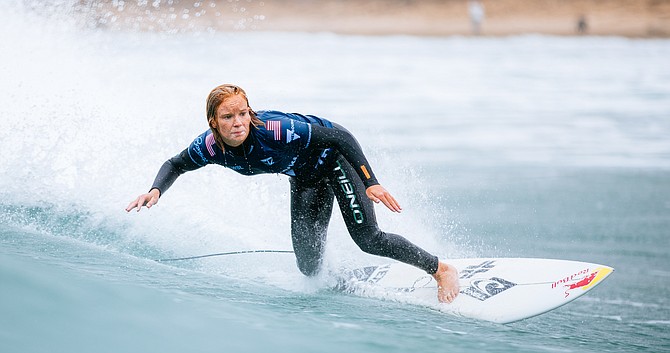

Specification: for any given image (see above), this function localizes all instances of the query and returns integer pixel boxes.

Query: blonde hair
[206,84,263,150]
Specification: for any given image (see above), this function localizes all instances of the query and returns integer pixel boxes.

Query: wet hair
[206,84,263,150]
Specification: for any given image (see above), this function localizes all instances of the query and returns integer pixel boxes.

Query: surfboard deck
[337,258,614,324]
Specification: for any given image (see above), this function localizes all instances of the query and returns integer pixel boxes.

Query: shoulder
[253,111,311,146]
[256,110,300,123]
[256,110,311,133]
[256,110,333,128]
[187,130,218,166]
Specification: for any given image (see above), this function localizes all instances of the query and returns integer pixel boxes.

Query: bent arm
[310,124,402,213]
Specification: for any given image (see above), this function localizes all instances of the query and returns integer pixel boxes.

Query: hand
[125,188,160,212]
[365,184,402,213]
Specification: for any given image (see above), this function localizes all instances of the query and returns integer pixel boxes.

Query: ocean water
[2,2,670,353]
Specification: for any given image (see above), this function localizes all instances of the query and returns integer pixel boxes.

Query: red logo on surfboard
[552,267,612,298]
[564,271,597,297]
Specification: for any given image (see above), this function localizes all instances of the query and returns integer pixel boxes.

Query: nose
[232,115,243,126]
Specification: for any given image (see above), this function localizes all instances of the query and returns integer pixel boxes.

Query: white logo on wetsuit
[287,120,300,143]
[261,157,274,166]
[286,129,301,143]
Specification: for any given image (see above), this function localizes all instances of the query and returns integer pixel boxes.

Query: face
[212,94,252,147]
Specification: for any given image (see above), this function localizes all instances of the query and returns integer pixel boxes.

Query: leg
[290,177,334,276]
[326,155,439,274]
[327,155,460,302]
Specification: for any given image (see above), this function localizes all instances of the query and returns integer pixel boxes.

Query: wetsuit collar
[224,132,254,157]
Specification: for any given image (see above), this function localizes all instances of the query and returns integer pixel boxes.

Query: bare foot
[432,261,460,303]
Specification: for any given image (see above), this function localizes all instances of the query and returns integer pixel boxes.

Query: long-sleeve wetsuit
[150,110,439,275]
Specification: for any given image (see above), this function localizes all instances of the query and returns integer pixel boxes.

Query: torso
[187,110,334,179]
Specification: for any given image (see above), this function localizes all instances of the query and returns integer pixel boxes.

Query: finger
[135,195,149,212]
[381,192,402,212]
[125,199,139,212]
[147,196,157,208]
[379,195,393,211]
[379,194,402,213]
[385,193,402,212]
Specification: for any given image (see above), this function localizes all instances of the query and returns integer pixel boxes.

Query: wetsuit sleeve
[150,148,203,196]
[310,124,379,188]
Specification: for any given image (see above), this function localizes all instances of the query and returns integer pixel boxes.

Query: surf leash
[155,249,294,262]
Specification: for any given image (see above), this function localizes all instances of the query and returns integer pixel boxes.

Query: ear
[209,119,217,129]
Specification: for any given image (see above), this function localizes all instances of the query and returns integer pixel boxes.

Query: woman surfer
[126,84,459,303]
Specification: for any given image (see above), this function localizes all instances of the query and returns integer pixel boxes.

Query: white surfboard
[338,258,614,324]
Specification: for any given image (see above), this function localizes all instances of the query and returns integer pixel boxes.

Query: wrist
[363,179,379,189]
[149,187,162,197]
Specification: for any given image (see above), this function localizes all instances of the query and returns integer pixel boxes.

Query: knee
[295,256,322,277]
[292,232,326,276]
[353,227,388,255]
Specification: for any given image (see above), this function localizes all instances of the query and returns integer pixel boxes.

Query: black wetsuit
[150,110,439,275]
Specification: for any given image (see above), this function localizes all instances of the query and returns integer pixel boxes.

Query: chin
[226,136,247,147]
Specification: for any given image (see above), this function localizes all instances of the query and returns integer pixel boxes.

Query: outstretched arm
[310,124,402,213]
[125,149,202,212]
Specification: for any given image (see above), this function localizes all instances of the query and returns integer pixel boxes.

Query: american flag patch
[265,120,281,141]
[205,133,216,156]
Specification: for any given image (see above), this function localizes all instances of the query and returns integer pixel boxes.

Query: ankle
[433,261,448,278]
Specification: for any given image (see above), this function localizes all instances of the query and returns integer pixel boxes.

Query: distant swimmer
[125,84,459,303]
